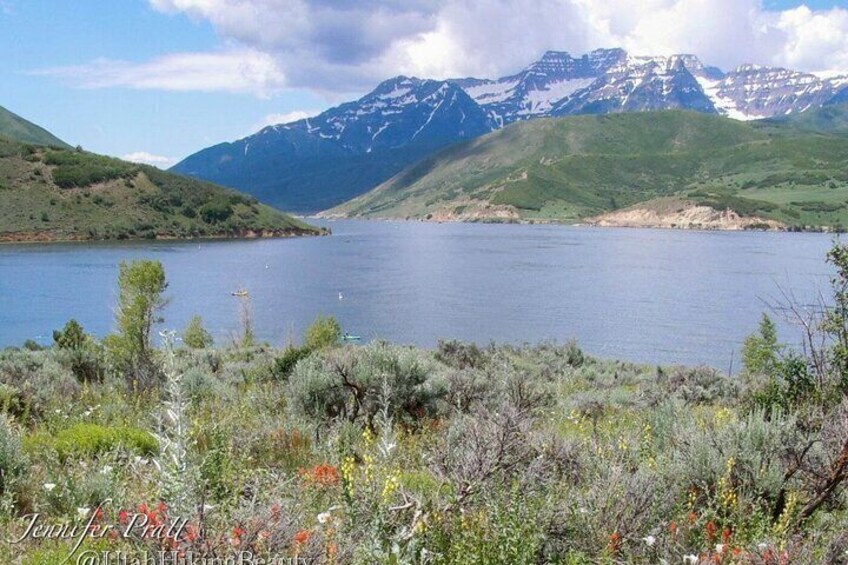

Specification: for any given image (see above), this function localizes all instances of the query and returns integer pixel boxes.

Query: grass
[0,138,324,241]
[331,106,848,229]
[0,335,845,563]
[0,105,70,148]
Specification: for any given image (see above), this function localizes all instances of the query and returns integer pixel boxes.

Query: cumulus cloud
[37,0,848,97]
[121,151,177,168]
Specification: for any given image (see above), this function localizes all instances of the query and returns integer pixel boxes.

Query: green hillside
[0,137,323,242]
[0,105,70,148]
[330,108,848,230]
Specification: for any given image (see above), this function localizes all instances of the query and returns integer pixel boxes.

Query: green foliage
[824,242,848,393]
[52,319,86,350]
[107,260,167,386]
[182,315,213,349]
[199,199,234,223]
[303,315,342,351]
[44,149,138,188]
[272,345,311,380]
[0,137,321,243]
[51,423,158,460]
[335,109,848,229]
[742,314,780,376]
[287,343,445,428]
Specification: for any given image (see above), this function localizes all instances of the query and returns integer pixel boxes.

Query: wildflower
[43,483,56,492]
[715,543,725,553]
[293,529,311,546]
[608,532,621,554]
[77,507,91,521]
[302,463,340,487]
[669,521,678,535]
[642,535,656,547]
[118,510,129,525]
[757,543,769,552]
[705,520,717,543]
[101,465,113,475]
[683,555,699,564]
[317,511,332,525]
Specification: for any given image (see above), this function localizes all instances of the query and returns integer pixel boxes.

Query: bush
[303,315,341,350]
[0,350,80,423]
[272,345,311,380]
[182,315,213,349]
[287,343,446,429]
[52,423,158,460]
[52,320,106,383]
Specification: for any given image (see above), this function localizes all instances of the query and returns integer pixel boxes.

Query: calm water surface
[0,220,836,369]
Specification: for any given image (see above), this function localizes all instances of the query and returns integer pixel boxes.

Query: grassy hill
[329,107,848,230]
[0,105,70,148]
[0,137,323,242]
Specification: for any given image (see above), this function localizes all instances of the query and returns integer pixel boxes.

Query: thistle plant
[152,330,197,516]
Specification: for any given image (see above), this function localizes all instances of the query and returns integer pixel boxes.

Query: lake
[0,219,836,369]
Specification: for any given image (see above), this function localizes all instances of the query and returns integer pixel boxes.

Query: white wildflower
[715,543,725,553]
[43,483,56,492]
[101,465,113,475]
[642,535,656,547]
[683,555,699,564]
[317,511,332,525]
[77,507,90,521]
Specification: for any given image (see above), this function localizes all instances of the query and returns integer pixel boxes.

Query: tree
[304,315,341,351]
[53,319,86,350]
[108,260,168,384]
[182,315,213,349]
[742,313,780,376]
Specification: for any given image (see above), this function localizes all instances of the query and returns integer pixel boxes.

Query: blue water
[0,220,836,369]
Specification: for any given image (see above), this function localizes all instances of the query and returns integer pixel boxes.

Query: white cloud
[34,48,286,97]
[121,151,177,168]
[36,1,848,96]
[253,109,320,130]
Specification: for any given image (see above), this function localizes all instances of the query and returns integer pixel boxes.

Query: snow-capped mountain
[455,49,846,122]
[172,78,491,211]
[173,48,848,212]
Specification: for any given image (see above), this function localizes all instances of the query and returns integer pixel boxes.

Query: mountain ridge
[326,106,848,231]
[173,48,848,213]
[0,105,70,148]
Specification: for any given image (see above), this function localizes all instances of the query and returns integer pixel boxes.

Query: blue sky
[1,0,847,166]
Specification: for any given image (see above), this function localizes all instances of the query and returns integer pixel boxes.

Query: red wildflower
[688,511,697,524]
[294,529,311,546]
[721,527,732,543]
[668,520,678,535]
[312,464,340,486]
[118,509,129,526]
[608,532,621,554]
[705,520,717,543]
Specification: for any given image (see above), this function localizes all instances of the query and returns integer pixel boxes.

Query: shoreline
[316,213,840,233]
[0,227,329,245]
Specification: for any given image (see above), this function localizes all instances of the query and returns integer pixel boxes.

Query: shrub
[287,343,446,429]
[436,340,485,369]
[0,350,80,423]
[303,315,341,350]
[52,423,158,460]
[272,345,311,380]
[52,320,105,383]
[182,315,213,349]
